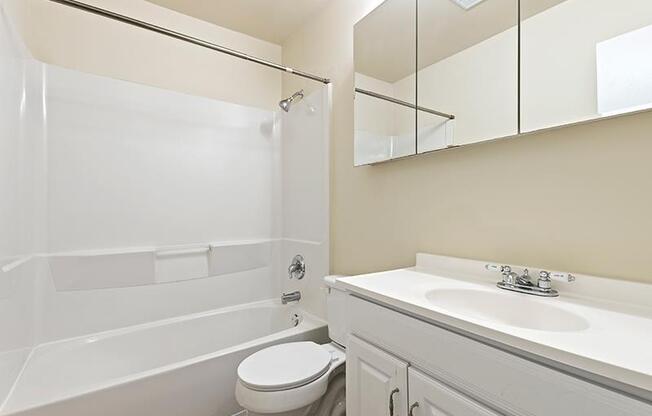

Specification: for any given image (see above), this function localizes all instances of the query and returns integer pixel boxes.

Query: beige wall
[282,0,652,283]
[8,0,281,110]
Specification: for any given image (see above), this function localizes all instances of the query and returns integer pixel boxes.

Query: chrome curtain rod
[47,0,331,84]
[355,88,455,120]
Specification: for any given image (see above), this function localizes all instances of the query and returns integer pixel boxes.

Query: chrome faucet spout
[515,268,533,286]
[281,291,301,304]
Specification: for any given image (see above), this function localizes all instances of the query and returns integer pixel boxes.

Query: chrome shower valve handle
[288,255,306,280]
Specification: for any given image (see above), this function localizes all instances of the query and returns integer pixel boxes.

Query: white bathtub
[0,300,328,416]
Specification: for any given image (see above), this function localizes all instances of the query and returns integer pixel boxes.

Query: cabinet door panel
[408,368,499,416]
[347,334,408,416]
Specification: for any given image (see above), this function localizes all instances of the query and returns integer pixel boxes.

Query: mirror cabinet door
[520,0,652,132]
[417,0,519,153]
[354,0,652,166]
[354,0,417,166]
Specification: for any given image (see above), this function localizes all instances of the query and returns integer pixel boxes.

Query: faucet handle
[538,271,552,290]
[552,272,576,282]
[538,270,575,290]
[485,264,511,273]
[540,270,576,283]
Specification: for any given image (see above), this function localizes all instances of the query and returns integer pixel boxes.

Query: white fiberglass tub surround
[1,300,327,416]
[0,2,331,415]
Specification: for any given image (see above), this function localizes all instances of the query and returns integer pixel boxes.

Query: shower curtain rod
[355,88,455,120]
[47,0,331,84]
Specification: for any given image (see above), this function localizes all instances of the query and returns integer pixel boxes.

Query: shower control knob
[288,255,306,280]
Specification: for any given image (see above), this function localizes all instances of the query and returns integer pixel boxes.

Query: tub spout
[281,291,301,304]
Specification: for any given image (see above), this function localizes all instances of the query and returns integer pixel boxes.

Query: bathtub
[0,300,328,416]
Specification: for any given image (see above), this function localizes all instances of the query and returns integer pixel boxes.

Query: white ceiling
[145,0,331,45]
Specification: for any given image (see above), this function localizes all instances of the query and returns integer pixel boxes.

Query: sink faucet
[486,264,575,297]
[498,265,532,286]
[281,291,301,304]
[515,268,534,287]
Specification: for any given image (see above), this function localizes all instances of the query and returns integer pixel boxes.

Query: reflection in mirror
[417,109,455,153]
[354,0,417,165]
[521,0,652,132]
[417,0,519,152]
[354,92,416,165]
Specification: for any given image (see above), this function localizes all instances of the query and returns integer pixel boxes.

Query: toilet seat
[235,342,346,414]
[238,342,332,392]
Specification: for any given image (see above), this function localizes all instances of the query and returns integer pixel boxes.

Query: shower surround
[0,1,330,414]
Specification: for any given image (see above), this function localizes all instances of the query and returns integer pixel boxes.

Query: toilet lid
[238,342,331,392]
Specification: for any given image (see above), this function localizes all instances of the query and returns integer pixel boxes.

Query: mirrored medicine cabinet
[354,0,652,166]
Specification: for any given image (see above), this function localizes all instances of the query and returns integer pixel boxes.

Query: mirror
[354,0,652,166]
[354,0,417,166]
[521,0,652,132]
[417,0,519,152]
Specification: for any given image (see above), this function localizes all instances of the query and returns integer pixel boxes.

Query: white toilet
[235,276,347,416]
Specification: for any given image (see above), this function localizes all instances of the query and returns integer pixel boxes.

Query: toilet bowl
[235,276,348,416]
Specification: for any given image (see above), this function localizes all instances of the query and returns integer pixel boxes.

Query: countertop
[335,253,652,400]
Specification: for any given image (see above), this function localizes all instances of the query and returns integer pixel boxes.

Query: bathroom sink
[425,289,590,332]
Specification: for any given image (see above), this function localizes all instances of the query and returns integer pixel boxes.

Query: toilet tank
[323,275,348,348]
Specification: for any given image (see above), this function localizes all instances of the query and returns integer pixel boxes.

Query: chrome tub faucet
[281,291,302,304]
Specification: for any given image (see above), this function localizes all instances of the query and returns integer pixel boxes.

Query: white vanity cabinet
[408,368,499,416]
[345,294,652,416]
[346,335,408,416]
[347,335,498,416]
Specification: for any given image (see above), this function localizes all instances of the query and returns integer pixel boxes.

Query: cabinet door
[408,368,499,416]
[347,334,408,416]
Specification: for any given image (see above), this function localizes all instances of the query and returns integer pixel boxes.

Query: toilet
[235,276,347,416]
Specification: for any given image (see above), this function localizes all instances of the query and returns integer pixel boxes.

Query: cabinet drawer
[347,295,652,416]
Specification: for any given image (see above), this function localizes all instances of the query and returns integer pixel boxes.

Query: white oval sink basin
[425,289,590,332]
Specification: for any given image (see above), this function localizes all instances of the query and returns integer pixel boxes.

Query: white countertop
[335,253,652,397]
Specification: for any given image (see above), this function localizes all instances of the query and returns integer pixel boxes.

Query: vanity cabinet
[346,335,408,416]
[408,368,499,416]
[345,295,652,416]
[347,334,497,416]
